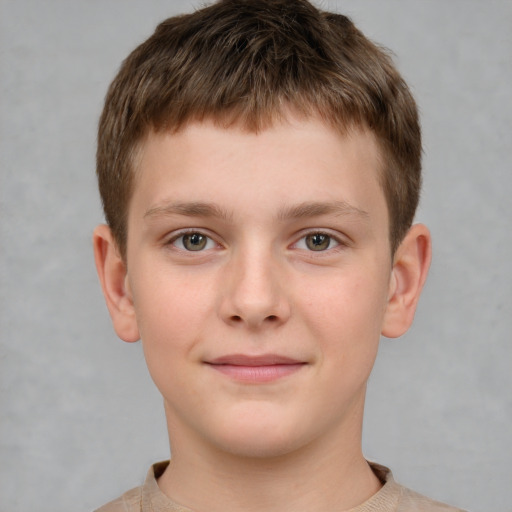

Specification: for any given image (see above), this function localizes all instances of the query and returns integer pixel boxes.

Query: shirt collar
[140,460,402,512]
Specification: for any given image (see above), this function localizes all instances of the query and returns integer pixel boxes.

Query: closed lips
[204,354,307,382]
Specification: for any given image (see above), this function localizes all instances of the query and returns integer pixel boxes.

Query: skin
[94,114,431,512]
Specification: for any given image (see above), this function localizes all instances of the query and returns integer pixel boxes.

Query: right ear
[93,224,140,343]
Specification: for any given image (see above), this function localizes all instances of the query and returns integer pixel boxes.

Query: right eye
[171,232,216,251]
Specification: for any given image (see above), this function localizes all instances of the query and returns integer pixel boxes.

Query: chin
[215,433,302,459]
[207,413,314,460]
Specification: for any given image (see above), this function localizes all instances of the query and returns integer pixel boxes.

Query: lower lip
[207,363,305,383]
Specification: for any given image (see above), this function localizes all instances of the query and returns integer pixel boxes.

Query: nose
[218,245,291,330]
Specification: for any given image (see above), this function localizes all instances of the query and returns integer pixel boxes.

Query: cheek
[301,267,389,362]
[132,278,209,402]
[130,270,214,367]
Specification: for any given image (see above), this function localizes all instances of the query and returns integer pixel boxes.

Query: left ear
[381,223,432,338]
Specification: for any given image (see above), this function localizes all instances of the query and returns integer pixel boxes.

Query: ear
[93,224,140,343]
[381,223,432,338]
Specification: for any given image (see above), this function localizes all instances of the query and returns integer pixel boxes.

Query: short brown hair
[97,0,421,258]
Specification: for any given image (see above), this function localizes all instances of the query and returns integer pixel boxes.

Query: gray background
[1,1,510,511]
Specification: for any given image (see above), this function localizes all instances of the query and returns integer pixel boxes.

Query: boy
[93,0,464,510]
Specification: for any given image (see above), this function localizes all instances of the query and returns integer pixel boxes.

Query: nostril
[227,314,281,325]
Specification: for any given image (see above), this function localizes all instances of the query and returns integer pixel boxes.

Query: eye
[296,232,340,251]
[172,232,216,251]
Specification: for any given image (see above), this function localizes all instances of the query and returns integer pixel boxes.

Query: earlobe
[381,224,432,338]
[93,225,140,343]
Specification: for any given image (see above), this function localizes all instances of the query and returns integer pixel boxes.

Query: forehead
[130,115,387,228]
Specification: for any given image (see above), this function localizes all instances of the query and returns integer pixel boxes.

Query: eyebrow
[144,201,233,221]
[277,201,369,221]
[144,200,368,222]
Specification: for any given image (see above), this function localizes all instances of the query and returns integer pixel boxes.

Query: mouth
[204,354,307,383]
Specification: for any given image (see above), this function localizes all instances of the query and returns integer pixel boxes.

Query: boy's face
[107,115,414,458]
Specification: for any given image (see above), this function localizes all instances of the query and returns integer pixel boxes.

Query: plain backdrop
[1,1,511,511]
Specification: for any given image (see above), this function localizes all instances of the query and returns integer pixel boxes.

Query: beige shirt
[95,461,465,512]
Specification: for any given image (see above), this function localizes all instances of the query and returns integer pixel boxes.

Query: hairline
[117,111,398,261]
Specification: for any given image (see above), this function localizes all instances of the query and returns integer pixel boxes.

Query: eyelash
[167,229,347,254]
[167,229,219,252]
[293,231,343,252]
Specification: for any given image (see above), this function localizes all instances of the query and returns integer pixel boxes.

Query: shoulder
[93,461,170,512]
[367,462,466,512]
[397,485,467,512]
[94,486,142,512]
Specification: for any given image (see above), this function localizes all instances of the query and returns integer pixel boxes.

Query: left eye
[296,233,339,251]
[172,232,216,251]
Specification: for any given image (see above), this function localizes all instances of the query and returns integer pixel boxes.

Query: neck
[158,401,381,512]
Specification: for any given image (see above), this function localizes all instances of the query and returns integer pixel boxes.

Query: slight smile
[205,354,308,383]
